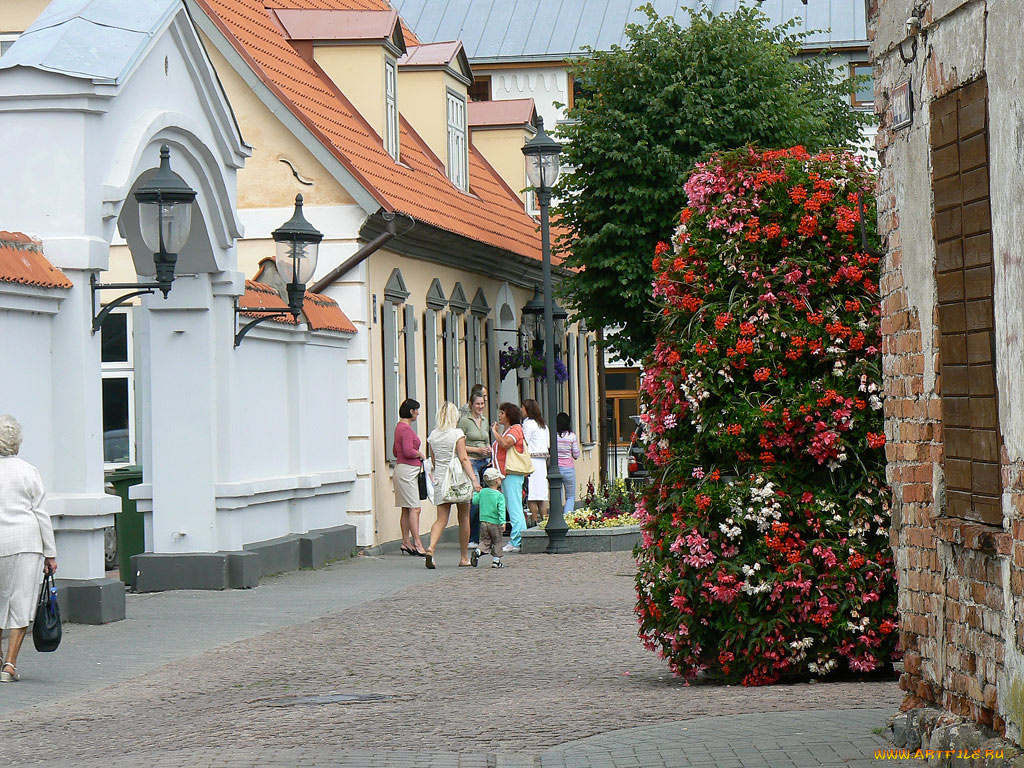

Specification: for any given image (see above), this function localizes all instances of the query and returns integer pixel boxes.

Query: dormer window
[385,57,399,159]
[446,89,468,191]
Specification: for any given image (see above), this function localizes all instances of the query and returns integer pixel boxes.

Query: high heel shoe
[424,552,435,569]
[400,544,416,556]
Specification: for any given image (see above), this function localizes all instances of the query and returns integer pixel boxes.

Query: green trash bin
[106,465,144,585]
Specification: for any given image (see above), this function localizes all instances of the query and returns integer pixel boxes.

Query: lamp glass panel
[275,239,319,284]
[525,154,542,189]
[540,153,561,188]
[140,201,191,253]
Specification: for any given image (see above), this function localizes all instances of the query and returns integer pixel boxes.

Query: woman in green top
[458,387,491,547]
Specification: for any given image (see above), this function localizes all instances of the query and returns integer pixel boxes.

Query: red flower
[866,432,886,449]
[655,241,671,255]
[753,367,771,382]
[796,216,818,237]
[739,322,756,336]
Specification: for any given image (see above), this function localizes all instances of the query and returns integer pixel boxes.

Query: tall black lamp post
[522,117,568,554]
[519,285,568,403]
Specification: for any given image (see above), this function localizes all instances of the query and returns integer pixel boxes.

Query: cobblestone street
[0,549,911,767]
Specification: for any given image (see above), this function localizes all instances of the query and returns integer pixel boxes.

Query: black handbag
[32,572,61,653]
[417,461,429,500]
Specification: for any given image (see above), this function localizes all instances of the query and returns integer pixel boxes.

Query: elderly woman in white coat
[0,415,57,682]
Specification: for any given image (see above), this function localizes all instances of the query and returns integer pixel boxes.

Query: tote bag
[503,428,534,476]
[441,453,473,503]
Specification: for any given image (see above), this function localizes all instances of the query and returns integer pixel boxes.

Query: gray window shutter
[586,335,598,443]
[424,310,439,433]
[404,304,417,399]
[445,312,457,405]
[577,332,587,440]
[567,333,578,439]
[465,317,478,394]
[383,300,400,460]
[486,318,498,423]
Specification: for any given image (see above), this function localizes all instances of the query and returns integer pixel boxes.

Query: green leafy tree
[556,4,870,362]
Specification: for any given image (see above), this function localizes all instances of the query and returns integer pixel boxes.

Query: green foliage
[555,4,870,362]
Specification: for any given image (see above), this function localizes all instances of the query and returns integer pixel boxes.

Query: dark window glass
[101,312,128,364]
[102,377,130,464]
[468,77,490,102]
[616,398,638,443]
[853,64,874,105]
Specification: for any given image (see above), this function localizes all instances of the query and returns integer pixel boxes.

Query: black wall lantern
[234,194,322,347]
[91,145,197,332]
[519,285,567,354]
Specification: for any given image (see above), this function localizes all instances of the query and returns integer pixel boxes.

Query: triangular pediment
[384,268,410,302]
[426,277,447,310]
[470,287,490,317]
[448,281,469,312]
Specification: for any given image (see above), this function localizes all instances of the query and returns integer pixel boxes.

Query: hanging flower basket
[499,345,569,382]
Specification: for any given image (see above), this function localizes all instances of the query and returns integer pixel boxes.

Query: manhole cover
[262,693,396,707]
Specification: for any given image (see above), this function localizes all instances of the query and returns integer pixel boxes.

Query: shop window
[606,367,640,446]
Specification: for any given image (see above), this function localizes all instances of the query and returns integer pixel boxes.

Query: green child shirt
[472,487,507,525]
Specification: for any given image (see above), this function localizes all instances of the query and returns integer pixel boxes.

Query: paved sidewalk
[0,547,913,767]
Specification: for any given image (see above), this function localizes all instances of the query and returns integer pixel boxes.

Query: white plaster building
[0,0,360,619]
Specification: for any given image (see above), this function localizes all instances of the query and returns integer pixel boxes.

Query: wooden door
[931,77,1003,525]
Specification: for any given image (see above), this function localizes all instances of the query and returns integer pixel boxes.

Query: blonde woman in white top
[0,415,57,683]
[424,402,481,570]
[520,399,550,525]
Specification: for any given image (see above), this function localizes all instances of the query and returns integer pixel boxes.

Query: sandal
[1,662,19,682]
[424,552,435,570]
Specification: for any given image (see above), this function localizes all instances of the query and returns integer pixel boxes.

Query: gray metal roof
[0,0,179,83]
[392,0,867,63]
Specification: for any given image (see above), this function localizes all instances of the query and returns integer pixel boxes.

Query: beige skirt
[0,552,44,629]
[393,462,422,508]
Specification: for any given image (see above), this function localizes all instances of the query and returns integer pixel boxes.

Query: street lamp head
[134,145,198,296]
[522,116,562,192]
[520,285,545,340]
[552,297,568,338]
[272,194,323,313]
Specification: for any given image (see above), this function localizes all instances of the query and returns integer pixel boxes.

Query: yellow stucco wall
[313,45,387,144]
[0,0,49,33]
[203,36,356,209]
[365,251,600,545]
[397,69,445,164]
[469,128,531,204]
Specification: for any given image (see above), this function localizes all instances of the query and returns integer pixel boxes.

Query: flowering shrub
[498,345,569,382]
[565,510,640,529]
[634,146,898,686]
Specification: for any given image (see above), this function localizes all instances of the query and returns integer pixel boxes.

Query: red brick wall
[873,1,1021,738]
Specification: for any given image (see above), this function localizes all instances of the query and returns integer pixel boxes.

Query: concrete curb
[520,524,640,553]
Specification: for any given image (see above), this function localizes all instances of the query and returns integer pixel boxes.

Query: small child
[471,468,507,568]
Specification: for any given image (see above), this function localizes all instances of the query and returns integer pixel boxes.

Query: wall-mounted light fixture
[234,194,322,347]
[899,15,922,64]
[91,145,197,332]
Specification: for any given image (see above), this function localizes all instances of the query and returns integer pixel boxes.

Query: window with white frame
[100,309,135,467]
[385,57,399,160]
[446,90,468,191]
[0,35,18,57]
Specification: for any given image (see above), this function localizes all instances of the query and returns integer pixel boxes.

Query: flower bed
[633,146,898,686]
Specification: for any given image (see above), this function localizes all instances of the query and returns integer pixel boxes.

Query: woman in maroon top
[393,398,427,555]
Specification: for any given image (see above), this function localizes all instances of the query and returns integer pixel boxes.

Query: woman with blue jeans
[491,402,528,552]
[458,390,491,546]
[556,412,581,514]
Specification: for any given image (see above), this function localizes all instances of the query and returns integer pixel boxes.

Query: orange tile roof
[303,291,357,332]
[268,0,420,44]
[0,231,73,289]
[468,98,536,128]
[271,9,401,42]
[198,0,542,263]
[241,279,356,333]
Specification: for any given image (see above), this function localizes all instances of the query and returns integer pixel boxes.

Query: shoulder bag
[32,572,61,653]
[417,460,429,500]
[442,451,474,503]
[504,428,534,476]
